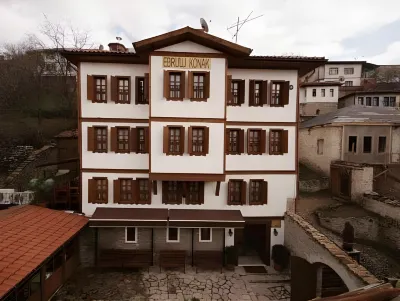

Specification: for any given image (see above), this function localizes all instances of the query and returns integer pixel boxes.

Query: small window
[91,177,108,204]
[249,180,263,204]
[329,68,338,75]
[228,129,240,154]
[117,127,130,153]
[321,89,325,97]
[186,182,204,204]
[344,68,354,75]
[228,180,243,205]
[363,136,372,153]
[312,89,316,97]
[137,127,146,153]
[271,82,283,105]
[270,130,282,154]
[390,97,396,107]
[120,179,133,203]
[330,89,334,97]
[383,97,389,107]
[373,97,379,106]
[138,178,149,203]
[231,80,241,105]
[254,81,262,105]
[136,77,146,104]
[316,109,320,115]
[125,227,137,243]
[94,127,107,153]
[118,77,130,103]
[191,127,205,155]
[345,81,353,87]
[366,97,372,106]
[378,136,386,153]
[248,129,261,154]
[358,97,364,105]
[193,73,205,99]
[162,181,182,204]
[348,136,357,153]
[199,228,212,242]
[94,76,107,103]
[317,139,324,155]
[169,72,182,99]
[167,228,179,242]
[168,127,182,155]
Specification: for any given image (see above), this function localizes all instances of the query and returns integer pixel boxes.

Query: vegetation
[224,245,238,266]
[271,244,290,271]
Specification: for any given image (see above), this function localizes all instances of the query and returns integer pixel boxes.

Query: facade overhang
[149,173,225,182]
[168,209,244,228]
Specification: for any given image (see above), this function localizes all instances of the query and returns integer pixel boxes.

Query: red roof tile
[0,205,88,298]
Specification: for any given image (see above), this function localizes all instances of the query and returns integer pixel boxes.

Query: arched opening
[313,263,349,298]
[316,109,320,115]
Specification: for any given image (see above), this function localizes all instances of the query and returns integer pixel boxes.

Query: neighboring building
[299,106,400,177]
[0,205,87,301]
[62,26,325,267]
[53,129,79,171]
[299,81,341,121]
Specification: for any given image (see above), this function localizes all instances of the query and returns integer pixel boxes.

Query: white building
[338,91,400,108]
[63,26,325,267]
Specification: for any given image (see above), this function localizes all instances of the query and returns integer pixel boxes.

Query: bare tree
[369,66,400,83]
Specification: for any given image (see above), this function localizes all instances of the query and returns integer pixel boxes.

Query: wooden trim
[224,60,228,174]
[150,173,225,182]
[78,63,82,213]
[149,57,152,173]
[151,117,224,123]
[226,121,296,126]
[215,181,221,196]
[295,77,300,212]
[82,168,149,173]
[244,216,285,223]
[150,51,227,58]
[81,118,149,123]
[225,170,296,174]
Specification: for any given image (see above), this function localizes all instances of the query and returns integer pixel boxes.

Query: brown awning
[89,208,169,227]
[168,209,244,228]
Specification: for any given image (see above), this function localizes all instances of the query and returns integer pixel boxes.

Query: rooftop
[0,205,88,298]
[54,129,78,138]
[300,81,343,87]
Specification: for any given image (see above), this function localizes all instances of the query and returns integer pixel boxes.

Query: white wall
[156,41,221,53]
[227,69,298,122]
[82,172,296,217]
[349,94,400,107]
[270,222,285,250]
[150,121,224,174]
[226,125,296,171]
[300,86,339,103]
[150,55,226,118]
[80,63,149,119]
[81,121,149,170]
[324,63,363,86]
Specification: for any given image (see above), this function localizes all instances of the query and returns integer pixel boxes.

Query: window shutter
[205,72,210,99]
[261,80,268,105]
[111,76,118,102]
[268,130,273,155]
[246,129,250,154]
[260,130,267,154]
[225,129,230,154]
[179,126,185,155]
[163,70,169,99]
[135,76,140,104]
[88,179,95,203]
[204,126,209,155]
[238,129,245,154]
[239,80,245,105]
[163,126,169,154]
[188,126,193,155]
[188,71,194,99]
[104,179,109,203]
[180,71,186,99]
[144,73,149,103]
[113,179,120,203]
[200,182,205,204]
[282,81,290,105]
[147,179,152,204]
[282,130,289,153]
[162,181,167,204]
[226,75,232,104]
[110,127,117,152]
[249,80,255,106]
[87,75,94,101]
[152,180,157,195]
[130,127,138,153]
[241,181,247,205]
[261,181,268,204]
[227,181,232,205]
[87,127,94,151]
[144,127,150,153]
[132,179,138,204]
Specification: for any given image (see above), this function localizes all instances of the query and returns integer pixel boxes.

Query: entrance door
[339,171,351,198]
[241,222,271,265]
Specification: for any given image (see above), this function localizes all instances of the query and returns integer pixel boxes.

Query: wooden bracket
[215,181,221,196]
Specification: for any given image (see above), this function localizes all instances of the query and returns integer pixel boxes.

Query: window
[117,77,130,103]
[94,127,107,153]
[366,97,372,106]
[373,97,379,106]
[345,81,353,87]
[93,178,108,203]
[226,129,244,155]
[329,68,338,75]
[231,80,242,105]
[363,136,372,153]
[317,139,324,155]
[120,179,133,203]
[125,227,137,243]
[137,178,150,204]
[228,180,244,205]
[312,89,316,97]
[117,127,130,153]
[186,182,204,204]
[137,127,146,153]
[321,89,325,97]
[249,180,263,205]
[358,97,364,105]
[330,89,334,97]
[136,77,146,104]
[344,68,354,75]
[162,181,182,204]
[189,126,208,156]
[169,72,182,99]
[199,228,212,242]
[254,81,262,105]
[271,82,282,106]
[390,97,396,107]
[316,109,320,115]
[193,73,205,99]
[94,76,107,103]
[383,97,389,107]
[248,129,263,155]
[269,130,282,154]
[164,71,185,101]
[163,126,184,156]
[348,136,357,153]
[378,136,386,153]
[167,228,179,242]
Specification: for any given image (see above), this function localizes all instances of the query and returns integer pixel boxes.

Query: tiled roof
[0,205,88,298]
[301,81,342,87]
[62,48,138,55]
[250,55,325,61]
[54,129,78,138]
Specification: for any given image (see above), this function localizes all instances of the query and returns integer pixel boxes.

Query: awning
[168,209,244,228]
[89,208,169,227]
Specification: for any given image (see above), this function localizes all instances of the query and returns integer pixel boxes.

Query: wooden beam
[152,180,158,195]
[215,181,221,196]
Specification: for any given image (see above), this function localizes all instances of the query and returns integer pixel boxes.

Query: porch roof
[168,209,244,228]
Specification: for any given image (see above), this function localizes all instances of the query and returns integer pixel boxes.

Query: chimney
[108,43,127,52]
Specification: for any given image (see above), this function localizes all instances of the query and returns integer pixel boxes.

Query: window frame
[253,80,264,106]
[357,97,364,105]
[373,97,379,106]
[162,181,182,204]
[167,126,183,156]
[116,76,130,104]
[247,129,262,155]
[312,89,316,97]
[249,179,263,205]
[383,97,389,107]
[366,97,372,106]
[93,177,108,204]
[199,228,212,242]
[270,81,284,107]
[363,136,372,153]
[166,227,180,243]
[137,178,150,204]
[321,89,325,97]
[344,67,354,75]
[93,75,107,103]
[94,126,108,153]
[378,136,387,153]
[230,80,243,106]
[191,72,208,101]
[317,139,324,155]
[228,180,244,205]
[125,227,138,243]
[227,128,240,155]
[185,181,204,205]
[330,89,334,97]
[345,81,353,87]
[190,126,206,156]
[348,136,357,153]
[135,76,147,104]
[136,127,147,154]
[269,129,283,155]
[329,68,338,75]
[165,71,185,101]
[389,97,396,107]
[120,178,134,203]
[116,126,130,153]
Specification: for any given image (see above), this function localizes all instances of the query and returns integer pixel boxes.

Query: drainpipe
[341,126,345,161]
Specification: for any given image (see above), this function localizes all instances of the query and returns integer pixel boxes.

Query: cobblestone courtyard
[54,266,290,301]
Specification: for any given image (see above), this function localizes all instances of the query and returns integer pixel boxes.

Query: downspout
[341,126,345,161]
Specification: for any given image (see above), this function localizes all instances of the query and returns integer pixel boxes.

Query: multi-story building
[62,26,325,266]
[338,91,400,108]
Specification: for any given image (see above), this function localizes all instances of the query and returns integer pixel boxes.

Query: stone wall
[351,167,374,200]
[299,178,330,193]
[361,193,400,222]
[285,212,379,291]
[300,102,338,117]
[79,226,95,267]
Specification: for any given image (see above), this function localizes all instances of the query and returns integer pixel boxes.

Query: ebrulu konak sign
[162,56,211,69]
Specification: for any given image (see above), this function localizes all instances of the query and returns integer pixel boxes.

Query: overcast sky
[1,0,400,64]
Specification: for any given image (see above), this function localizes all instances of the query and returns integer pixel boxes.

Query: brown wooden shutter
[144,127,150,153]
[200,182,205,204]
[110,127,117,152]
[163,70,169,99]
[261,80,268,105]
[111,76,118,102]
[130,127,138,153]
[282,81,290,105]
[87,75,94,101]
[88,179,95,203]
[163,126,169,154]
[144,73,149,103]
[249,80,255,106]
[188,126,193,155]
[180,71,186,99]
[227,181,232,205]
[162,181,167,204]
[104,179,109,203]
[205,72,210,99]
[87,127,94,152]
[204,127,209,155]
[261,181,268,204]
[147,179,152,204]
[246,129,251,154]
[179,126,185,155]
[132,179,138,204]
[215,181,220,196]
[226,75,232,104]
[269,130,273,155]
[260,130,267,154]
[113,179,120,203]
[188,71,194,99]
[238,129,245,154]
[225,129,230,154]
[239,80,245,105]
[330,166,340,197]
[282,130,289,154]
[135,76,140,104]
[241,181,247,205]
[152,180,158,195]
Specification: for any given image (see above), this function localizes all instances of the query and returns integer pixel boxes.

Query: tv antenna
[227,11,264,43]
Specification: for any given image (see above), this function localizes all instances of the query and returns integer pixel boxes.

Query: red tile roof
[0,205,88,298]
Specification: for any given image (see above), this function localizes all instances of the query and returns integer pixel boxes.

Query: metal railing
[0,191,34,205]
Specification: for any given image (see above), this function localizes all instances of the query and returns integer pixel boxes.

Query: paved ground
[54,266,290,301]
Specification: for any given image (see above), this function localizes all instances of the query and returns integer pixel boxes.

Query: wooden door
[291,256,317,301]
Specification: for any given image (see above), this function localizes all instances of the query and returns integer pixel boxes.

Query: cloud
[366,41,400,65]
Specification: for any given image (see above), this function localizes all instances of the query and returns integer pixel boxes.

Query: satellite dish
[200,18,209,33]
[99,44,104,50]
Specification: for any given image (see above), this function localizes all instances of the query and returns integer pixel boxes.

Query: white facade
[339,93,400,108]
[324,63,363,86]
[300,86,339,104]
